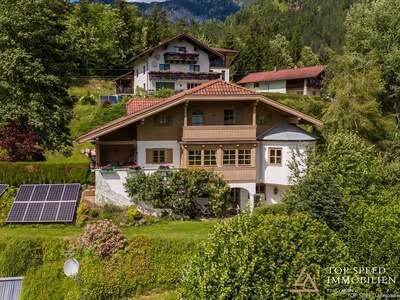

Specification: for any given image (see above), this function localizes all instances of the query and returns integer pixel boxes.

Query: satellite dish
[63,258,80,278]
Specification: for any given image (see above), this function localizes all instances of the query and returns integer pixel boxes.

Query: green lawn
[0,220,216,240]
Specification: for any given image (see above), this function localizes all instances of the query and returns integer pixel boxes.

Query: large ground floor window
[156,81,175,91]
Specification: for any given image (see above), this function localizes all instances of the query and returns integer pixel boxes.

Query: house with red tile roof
[115,32,237,96]
[237,65,325,96]
[78,80,321,213]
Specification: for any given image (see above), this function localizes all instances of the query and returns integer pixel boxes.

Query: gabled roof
[126,98,165,115]
[127,32,227,64]
[237,65,325,84]
[258,123,318,141]
[77,80,322,143]
[211,47,238,54]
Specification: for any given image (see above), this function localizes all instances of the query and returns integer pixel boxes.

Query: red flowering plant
[76,220,126,257]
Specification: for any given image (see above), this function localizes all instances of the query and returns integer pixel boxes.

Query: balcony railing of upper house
[164,52,199,64]
[116,87,134,94]
[149,71,222,81]
[182,125,257,142]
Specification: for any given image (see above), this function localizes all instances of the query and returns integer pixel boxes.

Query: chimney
[274,67,277,71]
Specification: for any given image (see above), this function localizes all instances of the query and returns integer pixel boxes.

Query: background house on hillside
[115,33,237,95]
[237,65,325,96]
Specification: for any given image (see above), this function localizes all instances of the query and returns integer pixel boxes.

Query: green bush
[99,204,126,224]
[284,171,345,231]
[79,94,96,105]
[125,206,143,223]
[125,169,231,218]
[252,203,287,216]
[21,262,79,300]
[0,237,69,277]
[345,201,400,294]
[21,236,196,300]
[180,213,354,299]
[0,239,44,276]
[0,187,16,225]
[0,162,93,186]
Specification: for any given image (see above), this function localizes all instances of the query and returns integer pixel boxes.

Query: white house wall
[137,140,181,169]
[264,184,289,204]
[243,80,287,93]
[259,141,311,186]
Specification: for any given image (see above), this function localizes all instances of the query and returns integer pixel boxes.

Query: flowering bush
[77,220,126,257]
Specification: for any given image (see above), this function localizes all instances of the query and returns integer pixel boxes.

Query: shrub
[284,171,345,231]
[21,262,79,300]
[345,201,400,294]
[154,88,175,98]
[284,131,394,232]
[79,94,96,105]
[77,220,126,257]
[0,162,93,186]
[125,169,231,218]
[22,236,197,300]
[0,187,16,225]
[180,213,354,299]
[76,201,91,225]
[253,203,287,216]
[99,203,125,224]
[125,206,142,223]
[0,239,43,276]
[88,208,99,218]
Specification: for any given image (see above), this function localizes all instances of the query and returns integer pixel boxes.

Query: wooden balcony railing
[215,167,257,182]
[149,71,221,81]
[116,87,134,94]
[164,52,199,64]
[182,125,257,142]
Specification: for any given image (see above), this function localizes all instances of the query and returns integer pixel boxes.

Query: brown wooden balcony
[215,167,257,182]
[164,52,199,64]
[149,71,221,81]
[182,125,257,142]
[116,87,134,94]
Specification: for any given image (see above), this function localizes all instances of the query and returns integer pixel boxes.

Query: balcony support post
[252,101,258,126]
[184,101,189,127]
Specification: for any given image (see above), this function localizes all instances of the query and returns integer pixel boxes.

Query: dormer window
[174,46,186,53]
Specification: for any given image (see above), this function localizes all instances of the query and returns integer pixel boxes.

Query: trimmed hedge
[0,162,93,185]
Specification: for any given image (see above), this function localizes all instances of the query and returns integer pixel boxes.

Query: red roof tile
[189,80,258,96]
[237,65,325,84]
[126,98,164,115]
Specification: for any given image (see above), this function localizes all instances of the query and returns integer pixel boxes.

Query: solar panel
[0,184,8,197]
[7,184,80,223]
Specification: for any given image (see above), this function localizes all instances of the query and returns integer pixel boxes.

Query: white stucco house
[114,33,236,95]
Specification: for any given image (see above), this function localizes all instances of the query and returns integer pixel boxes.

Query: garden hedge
[0,235,196,300]
[0,162,93,186]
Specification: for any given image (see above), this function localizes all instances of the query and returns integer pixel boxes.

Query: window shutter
[146,149,153,164]
[166,149,173,163]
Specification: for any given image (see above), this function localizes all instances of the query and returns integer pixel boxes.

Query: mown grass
[0,220,216,241]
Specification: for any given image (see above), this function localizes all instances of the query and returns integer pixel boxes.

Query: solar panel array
[7,184,80,223]
[0,185,8,197]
